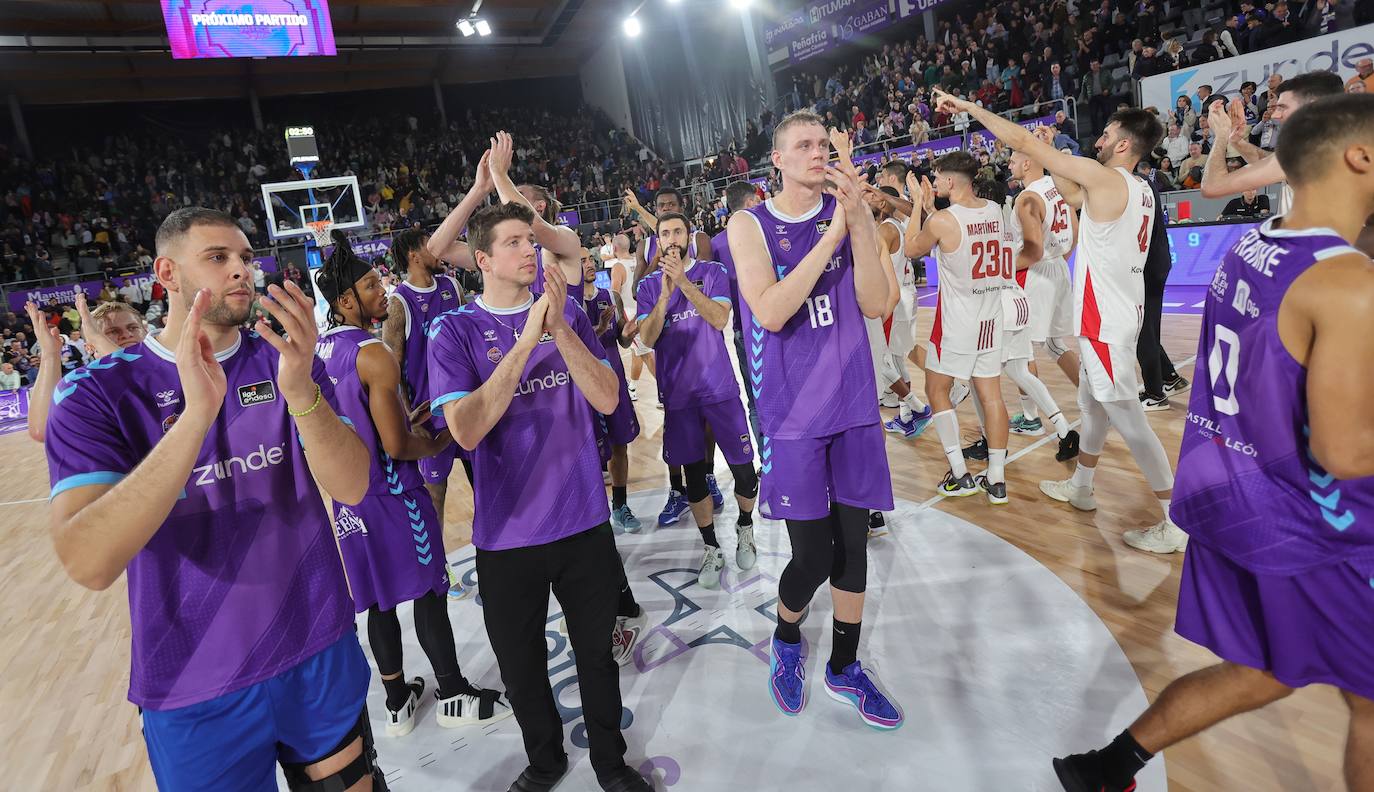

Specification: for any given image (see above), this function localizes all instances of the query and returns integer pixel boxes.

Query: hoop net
[306,219,334,248]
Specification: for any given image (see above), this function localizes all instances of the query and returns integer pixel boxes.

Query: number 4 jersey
[1172,219,1374,575]
[931,198,1007,358]
[1074,167,1153,346]
[736,193,879,440]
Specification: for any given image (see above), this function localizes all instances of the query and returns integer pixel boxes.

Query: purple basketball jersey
[711,228,744,334]
[316,325,448,611]
[1173,219,1374,575]
[426,295,612,550]
[317,326,425,497]
[393,274,463,414]
[635,259,739,410]
[44,331,354,710]
[736,194,880,440]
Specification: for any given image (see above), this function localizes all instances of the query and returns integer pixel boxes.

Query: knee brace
[727,462,758,501]
[1041,336,1070,359]
[281,709,388,792]
[778,517,834,612]
[828,504,869,594]
[684,459,712,504]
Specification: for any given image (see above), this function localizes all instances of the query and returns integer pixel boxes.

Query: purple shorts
[419,444,458,485]
[662,398,754,466]
[333,485,449,613]
[760,423,894,521]
[1175,541,1374,700]
[600,378,641,449]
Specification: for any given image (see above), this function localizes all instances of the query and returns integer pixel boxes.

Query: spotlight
[667,0,681,4]
[729,0,751,8]
[475,18,492,35]
[456,18,475,36]
[623,16,642,36]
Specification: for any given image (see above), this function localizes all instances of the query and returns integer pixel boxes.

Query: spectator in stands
[0,362,19,391]
[1347,58,1374,93]
[1238,81,1260,122]
[1179,142,1209,188]
[1044,63,1075,104]
[1161,124,1190,164]
[1350,78,1368,94]
[1191,31,1228,65]
[1219,17,1245,56]
[1250,107,1281,149]
[1263,2,1302,46]
[1257,72,1284,115]
[1302,0,1354,34]
[1220,189,1271,219]
[1155,157,1178,190]
[1242,12,1269,50]
[1080,60,1117,135]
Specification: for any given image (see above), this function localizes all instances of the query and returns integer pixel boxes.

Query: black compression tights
[776,503,870,613]
[367,591,466,692]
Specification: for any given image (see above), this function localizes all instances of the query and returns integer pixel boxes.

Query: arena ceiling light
[456,18,475,36]
[474,19,492,35]
[729,0,752,8]
[623,16,642,37]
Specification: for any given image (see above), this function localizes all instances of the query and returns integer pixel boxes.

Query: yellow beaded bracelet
[286,384,322,418]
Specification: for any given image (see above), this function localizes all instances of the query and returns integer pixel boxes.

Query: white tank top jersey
[1073,166,1153,346]
[1278,182,1294,216]
[933,198,1007,354]
[613,257,637,318]
[1011,175,1074,261]
[998,206,1030,332]
[883,216,917,323]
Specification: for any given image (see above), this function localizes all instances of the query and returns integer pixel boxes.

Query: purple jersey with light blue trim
[44,331,354,710]
[582,286,625,376]
[317,325,426,497]
[393,274,463,414]
[636,259,738,410]
[1173,219,1374,575]
[711,229,744,334]
[738,194,880,440]
[645,235,697,264]
[426,295,611,550]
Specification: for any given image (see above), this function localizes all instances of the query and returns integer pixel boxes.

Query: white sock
[904,389,927,412]
[1049,411,1070,439]
[899,400,913,422]
[987,448,1007,484]
[1071,464,1096,488]
[1020,395,1038,420]
[932,410,968,477]
[1158,497,1172,523]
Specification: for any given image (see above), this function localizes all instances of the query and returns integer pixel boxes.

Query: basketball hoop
[306,219,334,249]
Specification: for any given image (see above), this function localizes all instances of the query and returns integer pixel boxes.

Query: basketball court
[0,309,1349,791]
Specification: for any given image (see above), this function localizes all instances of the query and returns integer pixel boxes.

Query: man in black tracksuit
[1137,173,1187,410]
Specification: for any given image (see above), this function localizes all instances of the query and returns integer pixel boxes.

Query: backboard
[261,175,366,241]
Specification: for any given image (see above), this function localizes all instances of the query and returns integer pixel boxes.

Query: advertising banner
[161,0,337,60]
[1139,23,1374,111]
[6,273,156,314]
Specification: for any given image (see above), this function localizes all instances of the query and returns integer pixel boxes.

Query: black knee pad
[778,517,834,611]
[828,504,869,594]
[281,708,387,792]
[727,462,758,501]
[684,459,711,504]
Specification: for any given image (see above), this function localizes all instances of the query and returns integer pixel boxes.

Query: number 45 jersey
[737,193,879,440]
[1172,220,1374,576]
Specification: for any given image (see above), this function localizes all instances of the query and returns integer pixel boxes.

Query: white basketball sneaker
[1124,519,1189,554]
[436,687,514,728]
[698,545,725,589]
[612,609,649,667]
[1038,478,1098,511]
[385,677,425,737]
[736,524,757,571]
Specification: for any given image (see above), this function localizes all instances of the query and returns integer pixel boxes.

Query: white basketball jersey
[933,199,1006,354]
[883,217,917,323]
[1011,175,1074,261]
[998,206,1030,332]
[1073,167,1153,346]
[1278,182,1294,216]
[613,257,637,318]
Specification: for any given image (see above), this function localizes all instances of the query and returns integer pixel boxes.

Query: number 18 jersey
[931,199,1007,356]
[737,194,878,440]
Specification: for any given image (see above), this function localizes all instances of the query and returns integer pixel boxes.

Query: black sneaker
[1052,751,1138,792]
[1163,373,1189,395]
[1055,429,1081,462]
[508,757,570,792]
[975,474,1008,505]
[962,436,989,460]
[598,765,653,792]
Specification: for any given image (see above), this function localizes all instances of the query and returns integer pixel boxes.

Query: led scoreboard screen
[162,1,337,59]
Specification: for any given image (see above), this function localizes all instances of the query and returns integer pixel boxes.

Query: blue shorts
[142,632,371,792]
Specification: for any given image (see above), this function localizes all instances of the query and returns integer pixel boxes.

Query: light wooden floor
[0,311,1350,791]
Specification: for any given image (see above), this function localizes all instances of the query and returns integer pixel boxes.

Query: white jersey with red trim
[884,217,917,324]
[998,206,1031,333]
[1073,167,1153,346]
[1010,175,1074,261]
[931,198,1007,355]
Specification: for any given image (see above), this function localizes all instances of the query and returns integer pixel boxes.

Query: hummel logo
[156,389,179,407]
